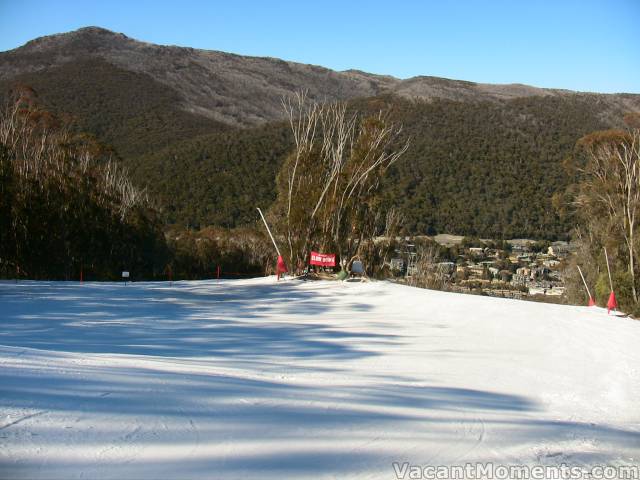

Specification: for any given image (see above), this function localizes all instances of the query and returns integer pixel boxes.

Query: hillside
[132,122,292,227]
[2,27,640,238]
[375,94,618,238]
[0,27,393,127]
[0,57,229,159]
[1,278,639,478]
[127,94,616,238]
[2,27,638,127]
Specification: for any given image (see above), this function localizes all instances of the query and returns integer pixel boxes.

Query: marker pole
[604,247,614,291]
[257,208,281,257]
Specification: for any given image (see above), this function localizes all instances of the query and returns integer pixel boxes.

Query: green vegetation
[0,58,228,159]
[562,120,640,314]
[132,122,292,228]
[0,63,632,244]
[4,34,640,285]
[268,95,407,275]
[0,92,279,280]
[0,89,168,279]
[123,94,615,239]
[371,95,612,239]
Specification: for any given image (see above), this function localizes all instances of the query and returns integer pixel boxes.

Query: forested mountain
[2,27,639,239]
[373,94,618,238]
[131,122,292,228]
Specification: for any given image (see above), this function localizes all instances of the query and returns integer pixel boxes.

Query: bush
[595,270,637,314]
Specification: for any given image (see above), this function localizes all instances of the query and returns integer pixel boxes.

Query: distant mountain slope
[131,122,292,227]
[1,27,640,238]
[2,27,638,127]
[0,57,228,158]
[0,27,393,127]
[370,95,616,238]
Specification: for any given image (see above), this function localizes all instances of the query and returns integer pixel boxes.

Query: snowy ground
[0,278,639,479]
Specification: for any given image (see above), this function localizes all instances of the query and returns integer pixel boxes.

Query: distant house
[499,270,513,282]
[548,242,571,257]
[511,243,532,253]
[529,285,565,297]
[548,270,562,281]
[437,262,456,274]
[511,268,531,287]
[466,264,492,280]
[390,257,404,272]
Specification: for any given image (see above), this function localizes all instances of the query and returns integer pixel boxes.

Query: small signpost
[122,271,130,286]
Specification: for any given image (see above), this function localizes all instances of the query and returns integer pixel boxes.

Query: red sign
[309,251,336,267]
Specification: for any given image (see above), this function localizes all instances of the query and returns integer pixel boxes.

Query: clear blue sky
[1,0,638,93]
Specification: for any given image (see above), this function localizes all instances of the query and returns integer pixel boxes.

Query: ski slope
[1,278,639,479]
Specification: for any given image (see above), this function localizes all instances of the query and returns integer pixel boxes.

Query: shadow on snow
[0,280,392,359]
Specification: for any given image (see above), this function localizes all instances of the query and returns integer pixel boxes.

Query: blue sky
[1,0,638,93]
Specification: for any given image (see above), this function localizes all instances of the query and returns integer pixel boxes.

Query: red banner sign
[309,251,336,267]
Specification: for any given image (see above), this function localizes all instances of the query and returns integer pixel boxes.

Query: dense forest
[126,94,616,239]
[132,122,292,227]
[0,88,274,280]
[0,60,634,242]
[0,58,229,159]
[375,94,614,239]
[0,88,168,279]
[2,27,639,244]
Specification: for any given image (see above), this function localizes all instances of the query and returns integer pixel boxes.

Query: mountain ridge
[3,26,637,127]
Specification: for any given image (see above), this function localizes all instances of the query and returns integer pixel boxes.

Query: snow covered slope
[1,278,639,479]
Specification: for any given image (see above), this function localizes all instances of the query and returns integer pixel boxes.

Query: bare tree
[408,243,452,290]
[273,92,409,273]
[574,127,640,302]
[0,90,156,278]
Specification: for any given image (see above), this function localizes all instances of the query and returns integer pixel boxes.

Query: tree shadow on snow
[0,280,394,359]
[2,281,638,477]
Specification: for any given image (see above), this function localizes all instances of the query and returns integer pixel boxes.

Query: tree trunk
[630,224,637,303]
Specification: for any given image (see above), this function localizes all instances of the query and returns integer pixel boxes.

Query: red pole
[217,265,221,280]
[80,267,83,283]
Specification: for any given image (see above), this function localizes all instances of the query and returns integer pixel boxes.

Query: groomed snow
[0,278,639,479]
